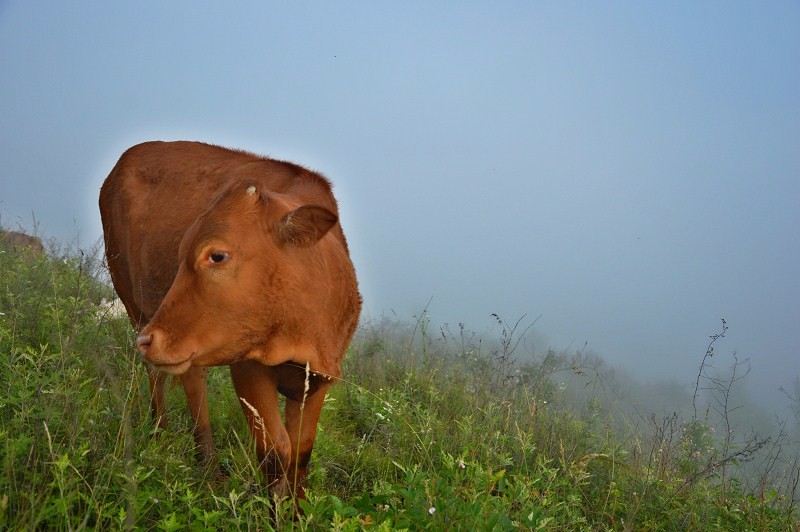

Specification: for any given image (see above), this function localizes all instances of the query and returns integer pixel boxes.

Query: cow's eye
[208,251,230,265]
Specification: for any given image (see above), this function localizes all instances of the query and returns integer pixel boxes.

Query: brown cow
[99,140,361,498]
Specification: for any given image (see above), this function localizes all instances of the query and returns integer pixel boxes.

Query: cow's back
[99,141,335,326]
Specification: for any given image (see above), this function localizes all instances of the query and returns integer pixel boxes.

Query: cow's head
[136,182,338,374]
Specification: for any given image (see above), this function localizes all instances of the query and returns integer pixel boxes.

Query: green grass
[0,243,797,530]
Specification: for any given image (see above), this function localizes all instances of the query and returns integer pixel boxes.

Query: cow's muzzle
[136,333,153,352]
[136,327,193,375]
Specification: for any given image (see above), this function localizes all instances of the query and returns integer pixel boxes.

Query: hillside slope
[0,242,796,530]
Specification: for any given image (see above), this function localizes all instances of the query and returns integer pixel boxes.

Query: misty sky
[1,2,798,404]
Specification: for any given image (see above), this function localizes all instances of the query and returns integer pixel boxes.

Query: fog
[1,2,798,412]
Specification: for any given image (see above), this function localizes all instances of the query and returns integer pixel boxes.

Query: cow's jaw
[152,356,193,375]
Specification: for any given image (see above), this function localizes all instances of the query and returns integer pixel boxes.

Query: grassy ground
[0,243,797,530]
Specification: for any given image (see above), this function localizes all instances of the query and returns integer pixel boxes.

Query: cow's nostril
[136,333,153,353]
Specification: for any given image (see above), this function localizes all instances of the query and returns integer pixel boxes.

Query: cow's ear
[276,205,337,247]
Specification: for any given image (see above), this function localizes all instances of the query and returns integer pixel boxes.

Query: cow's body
[99,140,360,497]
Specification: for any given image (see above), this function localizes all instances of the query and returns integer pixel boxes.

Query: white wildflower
[428,506,436,515]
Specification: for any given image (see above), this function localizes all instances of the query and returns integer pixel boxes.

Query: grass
[0,241,798,530]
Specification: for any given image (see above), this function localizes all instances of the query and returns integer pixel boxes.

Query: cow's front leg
[179,366,215,464]
[284,381,330,500]
[230,361,291,494]
[147,365,168,430]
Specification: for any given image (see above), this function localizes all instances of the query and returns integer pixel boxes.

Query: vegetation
[1,240,798,530]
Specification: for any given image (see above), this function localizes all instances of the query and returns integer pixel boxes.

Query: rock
[0,230,44,254]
